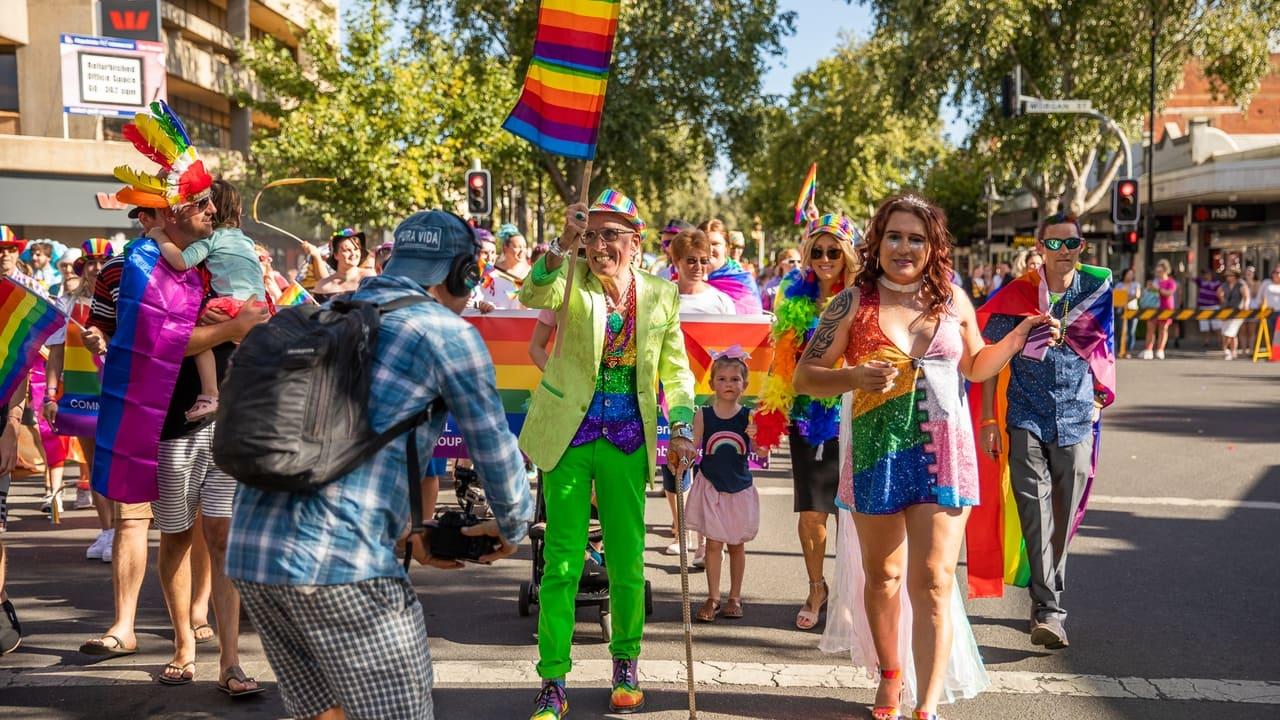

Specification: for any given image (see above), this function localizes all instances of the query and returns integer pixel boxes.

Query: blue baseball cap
[383,210,479,286]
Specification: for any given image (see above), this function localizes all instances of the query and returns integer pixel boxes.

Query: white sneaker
[1140,349,1154,360]
[100,530,114,563]
[85,531,108,560]
[1155,350,1165,360]
[74,488,93,509]
[692,544,707,569]
[1223,349,1233,360]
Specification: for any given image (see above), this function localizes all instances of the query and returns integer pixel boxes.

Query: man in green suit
[521,189,697,719]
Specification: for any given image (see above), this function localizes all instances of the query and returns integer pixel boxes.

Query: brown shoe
[695,598,721,623]
[722,598,743,619]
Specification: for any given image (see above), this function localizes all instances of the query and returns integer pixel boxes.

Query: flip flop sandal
[722,598,744,619]
[218,665,266,698]
[79,634,137,657]
[158,661,196,686]
[192,624,215,645]
[695,598,721,623]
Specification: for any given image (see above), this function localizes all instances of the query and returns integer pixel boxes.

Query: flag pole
[553,161,592,358]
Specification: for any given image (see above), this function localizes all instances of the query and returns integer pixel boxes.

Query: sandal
[192,623,215,645]
[795,579,828,630]
[184,395,218,422]
[871,668,903,720]
[722,598,744,619]
[218,665,265,698]
[695,598,721,623]
[158,661,196,686]
[79,634,137,657]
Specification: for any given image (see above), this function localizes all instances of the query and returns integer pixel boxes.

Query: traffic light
[465,169,492,217]
[1112,178,1140,225]
[1000,74,1021,118]
[1123,229,1139,249]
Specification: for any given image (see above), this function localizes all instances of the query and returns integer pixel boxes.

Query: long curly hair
[854,193,955,319]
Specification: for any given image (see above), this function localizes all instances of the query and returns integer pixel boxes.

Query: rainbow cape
[92,241,205,503]
[54,303,103,437]
[277,282,317,307]
[793,162,817,224]
[708,259,763,314]
[0,277,66,406]
[964,265,1114,598]
[501,0,620,160]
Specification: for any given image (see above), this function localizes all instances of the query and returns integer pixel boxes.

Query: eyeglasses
[1042,236,1083,251]
[582,228,636,245]
[682,257,712,266]
[810,247,843,261]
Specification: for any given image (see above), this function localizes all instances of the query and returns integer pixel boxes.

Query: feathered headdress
[113,101,213,209]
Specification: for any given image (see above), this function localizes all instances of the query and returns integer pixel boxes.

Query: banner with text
[60,33,165,119]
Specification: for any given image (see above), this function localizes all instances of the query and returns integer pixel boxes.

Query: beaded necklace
[602,276,637,367]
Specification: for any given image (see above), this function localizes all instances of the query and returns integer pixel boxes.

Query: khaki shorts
[114,501,153,521]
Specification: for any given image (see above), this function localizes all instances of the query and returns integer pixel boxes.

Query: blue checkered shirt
[226,275,534,586]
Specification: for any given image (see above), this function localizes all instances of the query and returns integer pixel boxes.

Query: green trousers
[536,439,649,680]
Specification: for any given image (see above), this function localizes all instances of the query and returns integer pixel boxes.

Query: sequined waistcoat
[569,278,644,453]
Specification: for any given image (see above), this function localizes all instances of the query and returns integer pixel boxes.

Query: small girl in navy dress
[686,348,760,622]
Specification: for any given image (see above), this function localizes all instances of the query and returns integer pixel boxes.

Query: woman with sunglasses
[304,228,376,302]
[671,229,736,314]
[752,213,859,632]
[797,195,1058,720]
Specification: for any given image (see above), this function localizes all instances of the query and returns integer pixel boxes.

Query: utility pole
[1145,11,1158,279]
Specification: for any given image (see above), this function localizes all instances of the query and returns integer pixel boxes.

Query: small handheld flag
[793,163,818,225]
[0,277,66,406]
[277,282,318,307]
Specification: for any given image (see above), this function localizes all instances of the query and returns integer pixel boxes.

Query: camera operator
[225,210,535,720]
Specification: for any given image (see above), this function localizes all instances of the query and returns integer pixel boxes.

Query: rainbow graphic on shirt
[705,430,747,456]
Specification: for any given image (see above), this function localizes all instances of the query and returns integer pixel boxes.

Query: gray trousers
[1007,427,1093,623]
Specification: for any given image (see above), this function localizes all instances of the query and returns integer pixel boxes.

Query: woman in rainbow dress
[794,194,1057,720]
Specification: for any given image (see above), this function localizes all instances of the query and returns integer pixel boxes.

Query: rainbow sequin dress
[837,287,979,514]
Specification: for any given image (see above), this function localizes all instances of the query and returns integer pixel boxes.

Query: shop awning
[0,174,135,230]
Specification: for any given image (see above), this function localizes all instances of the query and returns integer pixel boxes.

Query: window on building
[0,49,18,113]
[168,96,231,149]
[170,0,226,29]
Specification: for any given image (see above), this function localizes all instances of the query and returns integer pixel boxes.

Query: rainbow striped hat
[808,213,860,246]
[589,189,646,233]
[0,225,21,249]
[82,237,116,259]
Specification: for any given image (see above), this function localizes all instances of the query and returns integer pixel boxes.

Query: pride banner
[55,304,102,437]
[433,311,775,467]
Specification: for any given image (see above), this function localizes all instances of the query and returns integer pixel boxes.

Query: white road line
[755,486,1280,511]
[3,661,1275,704]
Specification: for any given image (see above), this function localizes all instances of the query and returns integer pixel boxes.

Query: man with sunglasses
[978,211,1115,651]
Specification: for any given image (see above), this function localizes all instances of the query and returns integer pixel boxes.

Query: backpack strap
[377,295,433,314]
[400,395,446,571]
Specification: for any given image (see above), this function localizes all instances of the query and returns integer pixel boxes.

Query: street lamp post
[1146,12,1158,278]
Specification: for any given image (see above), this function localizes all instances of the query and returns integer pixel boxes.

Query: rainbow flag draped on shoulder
[0,277,65,405]
[92,241,206,503]
[501,0,620,160]
[964,265,1115,598]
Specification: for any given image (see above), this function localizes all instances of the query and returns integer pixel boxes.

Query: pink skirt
[684,472,760,545]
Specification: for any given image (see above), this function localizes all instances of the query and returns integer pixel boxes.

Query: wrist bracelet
[980,418,999,428]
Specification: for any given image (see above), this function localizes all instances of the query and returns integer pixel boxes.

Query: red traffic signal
[1112,178,1140,225]
[1118,181,1136,198]
[1125,230,1139,247]
[465,169,492,217]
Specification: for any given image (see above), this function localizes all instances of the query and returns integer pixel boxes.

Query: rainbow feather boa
[752,268,841,450]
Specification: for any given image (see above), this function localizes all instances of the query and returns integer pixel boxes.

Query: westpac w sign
[99,0,161,43]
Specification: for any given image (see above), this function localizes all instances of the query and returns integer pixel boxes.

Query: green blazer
[518,255,695,482]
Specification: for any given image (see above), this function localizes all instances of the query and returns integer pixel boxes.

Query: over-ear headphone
[444,252,481,297]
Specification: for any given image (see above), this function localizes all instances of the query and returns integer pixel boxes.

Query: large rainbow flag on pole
[501,0,621,160]
[0,277,65,406]
[964,265,1115,598]
[53,303,103,437]
[92,241,205,503]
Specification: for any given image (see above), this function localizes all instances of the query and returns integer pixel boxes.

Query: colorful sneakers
[610,658,644,713]
[529,680,568,720]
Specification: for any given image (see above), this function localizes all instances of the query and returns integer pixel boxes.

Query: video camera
[428,466,498,563]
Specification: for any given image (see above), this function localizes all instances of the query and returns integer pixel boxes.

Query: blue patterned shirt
[983,270,1099,447]
[226,275,534,586]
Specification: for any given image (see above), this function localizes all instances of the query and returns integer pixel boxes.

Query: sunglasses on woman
[810,247,843,261]
[1042,236,1083,251]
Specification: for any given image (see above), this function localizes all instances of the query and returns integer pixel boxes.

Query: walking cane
[674,465,698,719]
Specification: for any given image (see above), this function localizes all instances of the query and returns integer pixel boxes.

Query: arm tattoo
[801,288,854,362]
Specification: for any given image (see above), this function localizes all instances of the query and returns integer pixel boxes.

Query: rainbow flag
[277,282,317,307]
[92,241,205,504]
[432,311,774,465]
[0,277,65,406]
[54,303,103,437]
[793,162,817,224]
[501,0,621,160]
[964,265,1115,598]
[708,259,763,315]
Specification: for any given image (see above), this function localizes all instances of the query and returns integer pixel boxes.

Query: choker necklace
[878,276,922,293]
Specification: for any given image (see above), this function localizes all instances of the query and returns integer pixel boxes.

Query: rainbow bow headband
[113,101,213,209]
[712,344,751,361]
[590,189,647,233]
[808,213,860,246]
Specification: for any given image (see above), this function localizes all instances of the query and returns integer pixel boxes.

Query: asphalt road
[1,350,1277,719]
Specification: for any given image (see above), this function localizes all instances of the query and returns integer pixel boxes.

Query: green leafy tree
[742,35,947,234]
[236,3,523,230]
[865,0,1280,215]
[407,0,796,205]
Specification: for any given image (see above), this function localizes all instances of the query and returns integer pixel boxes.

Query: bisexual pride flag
[501,0,621,160]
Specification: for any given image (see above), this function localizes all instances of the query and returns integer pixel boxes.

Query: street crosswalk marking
[4,662,1275,705]
[754,486,1280,511]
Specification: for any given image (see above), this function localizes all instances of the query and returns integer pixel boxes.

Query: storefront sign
[59,33,165,118]
[1191,204,1266,224]
[99,0,161,43]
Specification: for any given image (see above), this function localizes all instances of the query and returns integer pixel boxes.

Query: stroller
[517,471,653,641]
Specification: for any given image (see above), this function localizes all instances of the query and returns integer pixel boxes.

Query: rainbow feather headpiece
[112,101,213,209]
[590,189,646,233]
[82,238,116,259]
